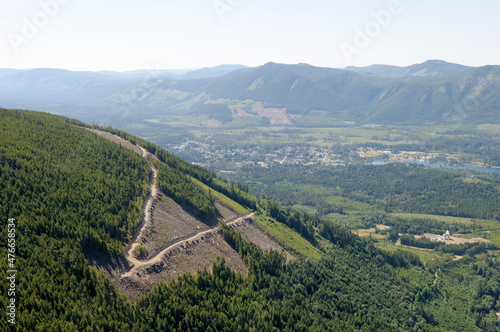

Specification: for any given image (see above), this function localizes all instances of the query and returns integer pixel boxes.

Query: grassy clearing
[354,228,386,240]
[254,213,323,260]
[477,123,500,133]
[389,212,475,225]
[126,123,150,130]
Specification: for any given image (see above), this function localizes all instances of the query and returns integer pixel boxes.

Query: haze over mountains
[345,60,471,79]
[1,60,499,126]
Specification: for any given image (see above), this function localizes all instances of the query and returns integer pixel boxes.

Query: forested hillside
[0,109,150,330]
[1,109,498,331]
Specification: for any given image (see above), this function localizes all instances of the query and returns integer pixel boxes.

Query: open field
[445,235,491,244]
[414,234,492,245]
[389,213,476,225]
[355,229,386,240]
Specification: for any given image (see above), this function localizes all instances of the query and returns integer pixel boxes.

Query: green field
[390,213,476,225]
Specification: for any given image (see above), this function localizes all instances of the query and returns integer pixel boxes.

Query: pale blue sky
[1,0,499,71]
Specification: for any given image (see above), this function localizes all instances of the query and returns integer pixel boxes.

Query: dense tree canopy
[0,109,498,331]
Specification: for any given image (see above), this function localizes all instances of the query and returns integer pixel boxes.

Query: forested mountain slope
[0,109,498,331]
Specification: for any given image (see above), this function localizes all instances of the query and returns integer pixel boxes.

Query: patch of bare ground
[414,234,491,245]
[445,235,491,245]
[201,119,221,127]
[141,193,213,257]
[86,128,143,155]
[230,221,294,262]
[141,194,240,258]
[214,201,240,221]
[117,231,248,299]
[253,106,291,125]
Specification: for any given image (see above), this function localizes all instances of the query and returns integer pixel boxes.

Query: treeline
[258,199,316,242]
[220,222,286,281]
[156,161,216,218]
[335,164,499,220]
[85,123,259,210]
[319,221,422,268]
[384,216,475,235]
[230,163,500,221]
[86,123,219,186]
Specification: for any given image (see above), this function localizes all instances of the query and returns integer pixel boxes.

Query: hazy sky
[1,0,499,71]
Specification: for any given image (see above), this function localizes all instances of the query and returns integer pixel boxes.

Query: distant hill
[133,61,500,125]
[345,60,471,79]
[0,61,499,126]
[110,65,247,80]
[178,64,247,79]
[0,64,245,101]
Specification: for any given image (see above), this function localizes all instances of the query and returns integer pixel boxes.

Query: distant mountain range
[345,60,471,79]
[1,60,498,126]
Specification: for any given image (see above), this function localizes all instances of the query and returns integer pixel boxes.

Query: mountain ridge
[0,60,499,126]
[345,59,471,79]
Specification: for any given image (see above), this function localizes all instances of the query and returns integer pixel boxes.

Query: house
[425,235,438,241]
[443,230,451,240]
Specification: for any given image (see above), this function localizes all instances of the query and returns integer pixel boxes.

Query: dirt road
[120,142,254,278]
[433,268,440,285]
[122,213,254,277]
[122,149,158,275]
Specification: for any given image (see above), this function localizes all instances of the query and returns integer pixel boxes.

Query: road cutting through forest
[122,144,254,278]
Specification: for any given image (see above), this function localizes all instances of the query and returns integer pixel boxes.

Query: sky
[1,0,499,72]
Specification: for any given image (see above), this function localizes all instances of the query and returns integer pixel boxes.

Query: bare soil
[115,230,248,299]
[142,194,240,258]
[415,234,491,244]
[444,235,492,244]
[252,106,291,125]
[142,194,213,256]
[122,214,253,277]
[231,221,294,261]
